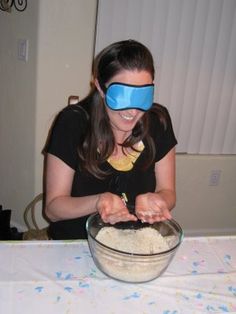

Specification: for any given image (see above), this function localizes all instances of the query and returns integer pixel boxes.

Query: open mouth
[120,113,135,121]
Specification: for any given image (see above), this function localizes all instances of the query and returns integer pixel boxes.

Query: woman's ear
[94,79,105,97]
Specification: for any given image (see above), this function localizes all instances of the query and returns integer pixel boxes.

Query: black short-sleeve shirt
[45,103,177,239]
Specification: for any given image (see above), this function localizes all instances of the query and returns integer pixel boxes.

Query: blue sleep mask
[105,82,154,111]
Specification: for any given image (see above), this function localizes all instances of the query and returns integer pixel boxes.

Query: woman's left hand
[135,192,172,223]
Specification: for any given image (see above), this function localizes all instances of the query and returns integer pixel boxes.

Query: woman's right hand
[96,192,137,224]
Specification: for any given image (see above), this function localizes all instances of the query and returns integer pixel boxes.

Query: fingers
[137,211,171,223]
[135,193,172,223]
[138,209,172,223]
[137,210,158,223]
[97,192,137,224]
[105,212,137,225]
[136,209,164,223]
[101,209,137,224]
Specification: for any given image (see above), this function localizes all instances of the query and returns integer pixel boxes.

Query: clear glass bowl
[86,213,184,283]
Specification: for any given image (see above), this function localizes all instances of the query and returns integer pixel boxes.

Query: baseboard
[11,223,236,237]
[184,227,236,237]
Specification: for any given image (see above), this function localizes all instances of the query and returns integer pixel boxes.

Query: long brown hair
[78,40,166,178]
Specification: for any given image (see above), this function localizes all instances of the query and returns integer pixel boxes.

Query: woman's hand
[135,192,172,223]
[97,192,137,224]
[135,148,176,224]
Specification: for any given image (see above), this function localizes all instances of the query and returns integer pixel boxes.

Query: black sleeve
[44,105,88,170]
[150,105,177,162]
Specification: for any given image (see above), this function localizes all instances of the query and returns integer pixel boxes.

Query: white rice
[95,226,170,254]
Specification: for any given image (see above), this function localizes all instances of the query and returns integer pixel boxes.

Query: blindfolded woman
[44,39,177,239]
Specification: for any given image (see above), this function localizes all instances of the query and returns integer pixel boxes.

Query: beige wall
[0,1,38,228]
[174,155,236,236]
[0,0,97,229]
[0,1,235,236]
[35,1,98,196]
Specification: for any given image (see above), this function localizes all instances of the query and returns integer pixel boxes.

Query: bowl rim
[86,213,184,257]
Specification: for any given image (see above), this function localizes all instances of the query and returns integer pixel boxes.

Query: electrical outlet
[209,170,221,186]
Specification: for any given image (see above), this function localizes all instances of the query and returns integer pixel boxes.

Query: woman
[44,39,177,239]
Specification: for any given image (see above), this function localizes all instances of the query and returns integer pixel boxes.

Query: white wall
[0,0,97,230]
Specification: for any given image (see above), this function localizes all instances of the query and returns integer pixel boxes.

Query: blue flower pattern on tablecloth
[1,238,236,313]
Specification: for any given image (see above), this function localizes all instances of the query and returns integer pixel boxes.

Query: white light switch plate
[17,39,28,62]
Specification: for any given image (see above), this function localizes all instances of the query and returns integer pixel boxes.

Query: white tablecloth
[0,236,236,314]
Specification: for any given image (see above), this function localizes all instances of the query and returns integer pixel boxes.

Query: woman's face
[101,69,153,141]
